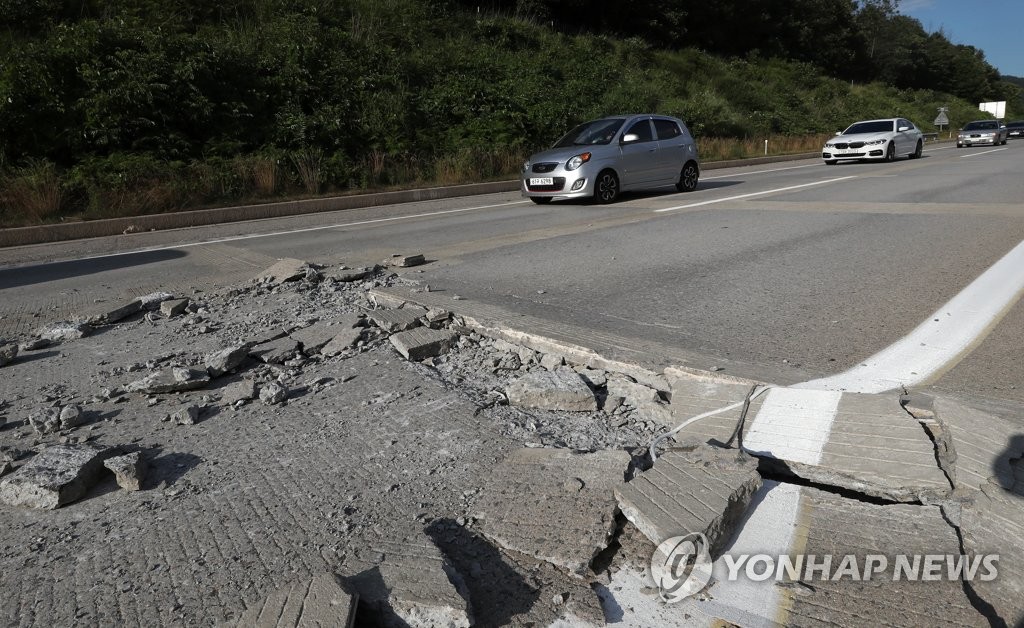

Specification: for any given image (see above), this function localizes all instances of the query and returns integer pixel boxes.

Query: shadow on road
[0,249,186,290]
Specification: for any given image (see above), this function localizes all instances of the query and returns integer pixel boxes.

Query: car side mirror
[621,133,640,143]
[834,131,842,136]
[898,126,910,132]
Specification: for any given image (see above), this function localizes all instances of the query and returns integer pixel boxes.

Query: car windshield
[1008,121,1024,127]
[963,121,998,130]
[843,121,895,135]
[553,118,626,147]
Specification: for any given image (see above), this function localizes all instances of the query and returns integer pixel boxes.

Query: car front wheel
[910,140,923,159]
[593,170,619,204]
[884,142,896,162]
[675,161,699,192]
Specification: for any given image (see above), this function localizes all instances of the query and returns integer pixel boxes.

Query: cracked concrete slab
[614,445,762,557]
[125,367,211,394]
[473,447,629,577]
[232,572,358,628]
[258,258,310,285]
[289,316,362,354]
[960,484,1024,626]
[736,388,950,502]
[782,486,982,627]
[76,298,143,326]
[344,533,473,628]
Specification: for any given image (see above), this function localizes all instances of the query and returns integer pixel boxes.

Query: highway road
[2,141,1023,413]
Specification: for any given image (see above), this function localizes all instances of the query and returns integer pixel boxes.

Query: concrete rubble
[126,367,210,394]
[77,298,143,325]
[204,345,250,377]
[367,306,427,333]
[389,328,458,361]
[0,258,1018,627]
[474,447,629,576]
[36,321,91,342]
[505,370,598,412]
[345,533,473,627]
[232,572,358,628]
[159,298,190,318]
[0,341,18,366]
[615,445,762,557]
[103,452,144,491]
[0,444,116,509]
[385,253,426,268]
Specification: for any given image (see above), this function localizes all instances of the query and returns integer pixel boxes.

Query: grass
[0,134,835,227]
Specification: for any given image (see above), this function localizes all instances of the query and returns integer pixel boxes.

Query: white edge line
[654,176,857,212]
[10,200,531,267]
[959,147,1009,158]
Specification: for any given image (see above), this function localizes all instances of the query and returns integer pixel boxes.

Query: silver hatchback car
[521,114,700,204]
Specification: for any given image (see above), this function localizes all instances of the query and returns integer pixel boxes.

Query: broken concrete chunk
[258,258,310,285]
[159,298,190,318]
[137,292,175,310]
[259,382,288,405]
[424,308,450,325]
[103,452,144,491]
[37,321,91,342]
[389,328,458,361]
[78,298,142,325]
[474,448,630,576]
[249,337,301,364]
[205,346,250,377]
[346,533,472,628]
[290,318,361,354]
[234,572,358,628]
[367,307,427,333]
[126,367,210,394]
[19,338,52,352]
[170,405,201,425]
[58,405,86,430]
[614,445,762,557]
[606,376,662,408]
[0,342,18,367]
[28,407,61,434]
[385,253,426,268]
[331,267,374,283]
[575,368,607,389]
[539,353,564,371]
[0,444,116,509]
[505,370,597,412]
[321,328,364,357]
[222,380,258,405]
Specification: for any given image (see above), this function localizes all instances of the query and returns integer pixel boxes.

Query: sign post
[934,107,950,138]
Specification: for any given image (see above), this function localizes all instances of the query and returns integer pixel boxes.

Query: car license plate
[530,177,553,186]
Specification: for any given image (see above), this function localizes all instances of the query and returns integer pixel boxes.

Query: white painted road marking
[801,237,1024,393]
[743,388,843,465]
[959,147,1009,158]
[654,176,857,212]
[712,236,1024,626]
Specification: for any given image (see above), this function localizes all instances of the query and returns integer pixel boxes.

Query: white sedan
[822,118,924,165]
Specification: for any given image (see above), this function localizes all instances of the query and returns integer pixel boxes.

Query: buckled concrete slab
[473,447,629,577]
[614,445,762,557]
[781,486,980,627]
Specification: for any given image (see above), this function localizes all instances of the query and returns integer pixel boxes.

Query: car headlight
[522,160,531,173]
[864,139,886,145]
[824,142,836,148]
[565,152,591,171]
[980,132,995,138]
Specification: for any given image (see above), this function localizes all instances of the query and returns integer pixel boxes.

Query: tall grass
[1,159,64,224]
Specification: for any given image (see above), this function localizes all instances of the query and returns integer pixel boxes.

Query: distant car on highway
[521,114,700,204]
[956,120,1008,147]
[1003,120,1024,139]
[821,118,924,165]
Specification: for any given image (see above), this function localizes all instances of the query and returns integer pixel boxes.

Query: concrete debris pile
[0,260,1021,627]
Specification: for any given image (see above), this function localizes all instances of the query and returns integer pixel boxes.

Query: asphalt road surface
[2,141,1023,412]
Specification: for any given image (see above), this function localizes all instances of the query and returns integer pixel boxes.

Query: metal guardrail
[922,132,940,141]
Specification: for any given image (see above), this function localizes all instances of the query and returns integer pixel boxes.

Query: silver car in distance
[521,114,701,204]
[822,118,924,165]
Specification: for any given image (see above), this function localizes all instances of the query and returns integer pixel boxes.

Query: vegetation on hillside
[1,0,1020,224]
